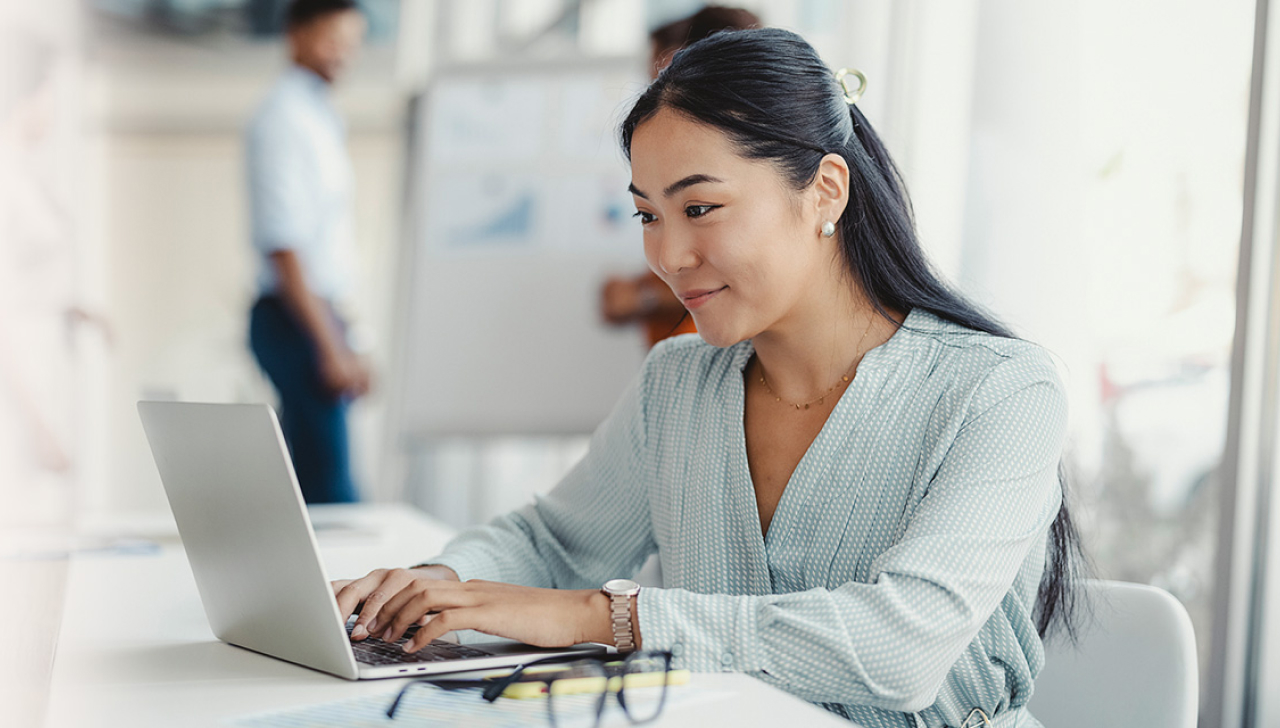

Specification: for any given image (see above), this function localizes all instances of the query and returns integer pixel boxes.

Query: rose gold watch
[602,578,641,653]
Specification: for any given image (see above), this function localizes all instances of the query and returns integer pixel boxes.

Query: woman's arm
[334,366,657,640]
[639,353,1067,713]
[430,367,656,587]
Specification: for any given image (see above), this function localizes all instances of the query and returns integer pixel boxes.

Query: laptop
[137,400,602,680]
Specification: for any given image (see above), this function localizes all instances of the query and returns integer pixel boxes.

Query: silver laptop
[137,400,601,680]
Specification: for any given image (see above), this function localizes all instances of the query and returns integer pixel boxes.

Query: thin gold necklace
[758,314,876,411]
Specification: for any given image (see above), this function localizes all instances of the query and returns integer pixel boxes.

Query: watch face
[603,578,641,596]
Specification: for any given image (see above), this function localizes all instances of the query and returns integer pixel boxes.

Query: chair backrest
[1028,579,1198,728]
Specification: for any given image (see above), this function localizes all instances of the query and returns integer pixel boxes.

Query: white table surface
[44,503,848,728]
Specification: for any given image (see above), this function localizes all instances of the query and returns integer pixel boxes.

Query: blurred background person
[0,28,76,520]
[598,4,760,348]
[245,0,370,504]
[0,14,92,728]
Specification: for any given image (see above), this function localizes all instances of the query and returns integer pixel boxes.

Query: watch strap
[608,590,637,653]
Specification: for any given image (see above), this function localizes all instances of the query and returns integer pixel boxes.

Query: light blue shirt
[245,65,355,302]
[431,309,1067,728]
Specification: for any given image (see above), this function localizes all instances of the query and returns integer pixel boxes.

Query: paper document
[230,684,726,728]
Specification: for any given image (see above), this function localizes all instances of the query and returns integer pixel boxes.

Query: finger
[334,576,371,621]
[330,580,357,626]
[374,581,432,639]
[351,570,416,639]
[376,576,470,638]
[333,570,387,623]
[404,608,489,653]
[382,590,442,643]
[383,586,477,644]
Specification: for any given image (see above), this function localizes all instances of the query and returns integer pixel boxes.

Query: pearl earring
[821,221,836,238]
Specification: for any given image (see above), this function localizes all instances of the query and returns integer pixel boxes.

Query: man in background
[246,0,368,503]
[599,5,762,348]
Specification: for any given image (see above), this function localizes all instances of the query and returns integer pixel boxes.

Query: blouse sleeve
[426,367,657,590]
[637,349,1068,714]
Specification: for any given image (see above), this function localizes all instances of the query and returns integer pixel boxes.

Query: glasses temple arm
[482,664,527,702]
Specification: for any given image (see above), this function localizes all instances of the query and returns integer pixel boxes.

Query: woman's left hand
[372,579,615,653]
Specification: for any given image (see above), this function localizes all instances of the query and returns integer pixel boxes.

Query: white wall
[86,37,407,515]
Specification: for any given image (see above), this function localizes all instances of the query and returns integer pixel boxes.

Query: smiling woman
[333,28,1086,728]
[625,111,856,351]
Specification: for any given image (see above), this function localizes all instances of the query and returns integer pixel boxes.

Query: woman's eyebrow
[628,174,725,201]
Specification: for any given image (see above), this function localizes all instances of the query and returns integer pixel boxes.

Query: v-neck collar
[728,308,930,569]
[728,307,933,374]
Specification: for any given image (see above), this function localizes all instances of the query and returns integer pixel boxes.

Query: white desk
[44,504,848,727]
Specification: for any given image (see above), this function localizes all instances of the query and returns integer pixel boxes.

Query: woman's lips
[680,286,727,310]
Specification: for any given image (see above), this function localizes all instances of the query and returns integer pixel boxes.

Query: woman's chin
[689,320,748,349]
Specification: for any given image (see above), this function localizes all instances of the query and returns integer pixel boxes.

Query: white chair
[1028,579,1198,728]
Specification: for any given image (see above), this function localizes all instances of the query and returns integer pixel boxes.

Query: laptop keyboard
[347,623,493,665]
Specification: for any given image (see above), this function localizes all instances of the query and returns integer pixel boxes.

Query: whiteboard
[394,59,654,436]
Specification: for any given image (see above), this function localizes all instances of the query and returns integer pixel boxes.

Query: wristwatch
[602,578,641,653]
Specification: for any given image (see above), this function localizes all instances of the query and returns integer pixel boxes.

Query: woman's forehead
[629,108,759,194]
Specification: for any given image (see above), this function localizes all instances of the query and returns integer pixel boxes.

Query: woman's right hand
[332,565,460,641]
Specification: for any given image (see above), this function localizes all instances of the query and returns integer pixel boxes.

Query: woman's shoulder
[899,309,1064,407]
[646,332,749,370]
[639,333,750,396]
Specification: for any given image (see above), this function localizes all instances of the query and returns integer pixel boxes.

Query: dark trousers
[249,296,358,504]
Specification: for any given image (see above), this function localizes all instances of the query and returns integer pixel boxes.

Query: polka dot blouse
[431,308,1067,728]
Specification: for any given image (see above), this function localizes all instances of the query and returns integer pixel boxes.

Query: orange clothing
[640,271,697,347]
[644,309,698,348]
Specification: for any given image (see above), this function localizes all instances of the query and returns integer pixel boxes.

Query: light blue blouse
[431,308,1067,728]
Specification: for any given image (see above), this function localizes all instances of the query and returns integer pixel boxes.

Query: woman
[598,4,761,347]
[334,28,1084,727]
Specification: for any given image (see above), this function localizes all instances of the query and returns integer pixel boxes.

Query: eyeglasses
[387,650,676,728]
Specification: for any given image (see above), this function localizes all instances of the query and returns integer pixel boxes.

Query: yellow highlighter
[493,662,691,700]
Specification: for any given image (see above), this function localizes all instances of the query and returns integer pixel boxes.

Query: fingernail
[402,642,415,654]
[367,619,377,633]
[351,624,367,639]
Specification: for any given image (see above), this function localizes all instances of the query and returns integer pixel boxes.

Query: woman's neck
[751,287,900,404]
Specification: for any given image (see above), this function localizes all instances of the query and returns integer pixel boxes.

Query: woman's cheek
[642,237,663,277]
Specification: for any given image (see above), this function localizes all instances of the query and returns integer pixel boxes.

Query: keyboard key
[350,633,493,665]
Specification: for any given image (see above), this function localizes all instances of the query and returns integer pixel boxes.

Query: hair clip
[835,68,867,105]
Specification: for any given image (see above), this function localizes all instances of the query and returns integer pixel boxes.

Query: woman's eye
[632,210,657,225]
[685,204,720,219]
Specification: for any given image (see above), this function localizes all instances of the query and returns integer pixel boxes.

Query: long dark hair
[620,27,1087,639]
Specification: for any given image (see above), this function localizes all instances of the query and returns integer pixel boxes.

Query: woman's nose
[649,226,700,277]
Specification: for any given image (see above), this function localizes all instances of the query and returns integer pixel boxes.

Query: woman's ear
[812,153,851,228]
